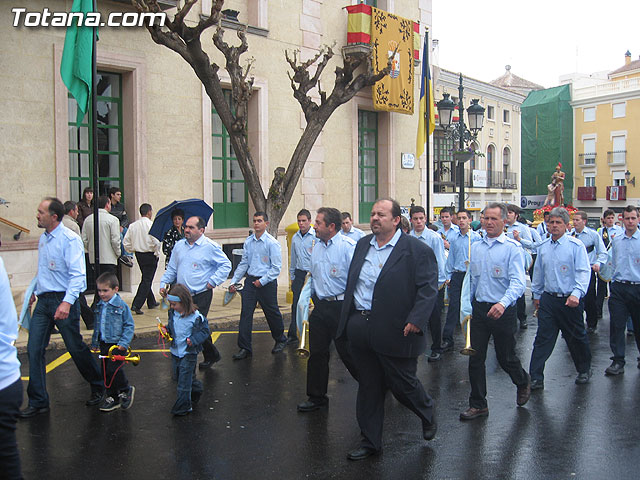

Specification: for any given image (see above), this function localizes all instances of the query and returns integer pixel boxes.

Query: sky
[432,0,640,88]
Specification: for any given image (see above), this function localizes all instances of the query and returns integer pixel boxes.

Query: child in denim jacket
[161,283,210,416]
[92,272,135,412]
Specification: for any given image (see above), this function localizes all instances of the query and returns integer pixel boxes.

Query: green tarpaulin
[521,84,573,204]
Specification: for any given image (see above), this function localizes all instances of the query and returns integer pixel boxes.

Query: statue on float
[543,162,565,208]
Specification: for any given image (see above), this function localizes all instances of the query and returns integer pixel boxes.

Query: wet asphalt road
[15,302,640,480]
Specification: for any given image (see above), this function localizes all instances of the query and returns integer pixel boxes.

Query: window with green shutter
[358,110,378,223]
[68,72,123,201]
[211,90,248,228]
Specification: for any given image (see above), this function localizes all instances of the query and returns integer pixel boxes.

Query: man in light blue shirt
[460,202,530,421]
[436,207,459,249]
[0,257,22,476]
[21,198,103,418]
[605,205,640,375]
[506,204,533,329]
[536,211,550,240]
[571,211,607,333]
[410,205,445,361]
[297,207,359,413]
[596,209,624,318]
[444,209,481,353]
[160,216,231,369]
[229,212,288,359]
[287,209,316,344]
[529,207,592,390]
[341,212,365,241]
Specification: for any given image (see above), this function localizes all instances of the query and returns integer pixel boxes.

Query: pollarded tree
[132,0,390,234]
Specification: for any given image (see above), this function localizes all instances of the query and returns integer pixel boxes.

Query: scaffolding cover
[521,85,573,203]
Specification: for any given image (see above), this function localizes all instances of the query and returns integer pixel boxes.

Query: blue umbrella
[149,199,214,241]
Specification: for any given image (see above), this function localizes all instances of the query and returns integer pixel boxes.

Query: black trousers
[288,269,307,340]
[347,312,434,452]
[99,342,129,397]
[237,276,286,352]
[596,277,609,317]
[428,288,444,351]
[443,273,464,345]
[468,302,528,409]
[132,252,158,310]
[306,299,358,401]
[529,294,591,381]
[516,294,526,323]
[0,379,22,479]
[192,290,219,362]
[584,271,598,328]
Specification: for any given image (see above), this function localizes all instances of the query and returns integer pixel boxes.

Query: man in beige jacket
[81,195,121,306]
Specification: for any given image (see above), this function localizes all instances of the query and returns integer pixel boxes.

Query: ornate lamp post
[436,73,485,211]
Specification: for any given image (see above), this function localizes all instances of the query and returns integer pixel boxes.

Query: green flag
[60,0,94,121]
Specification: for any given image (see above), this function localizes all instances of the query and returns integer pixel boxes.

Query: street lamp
[436,73,485,211]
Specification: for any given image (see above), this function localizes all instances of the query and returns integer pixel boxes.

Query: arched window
[502,147,511,186]
[487,144,495,186]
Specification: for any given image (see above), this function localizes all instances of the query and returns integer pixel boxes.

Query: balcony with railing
[577,186,597,201]
[607,150,627,166]
[578,153,597,167]
[464,170,518,189]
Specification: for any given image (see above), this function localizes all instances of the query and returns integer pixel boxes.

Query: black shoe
[427,351,441,363]
[347,447,381,461]
[200,350,222,370]
[297,399,328,412]
[422,419,437,440]
[440,341,454,353]
[86,391,105,406]
[530,379,544,390]
[459,407,489,421]
[232,348,252,360]
[605,361,624,376]
[519,320,528,330]
[119,256,134,268]
[19,406,50,418]
[147,302,160,309]
[191,390,202,405]
[272,340,287,354]
[286,337,298,346]
[575,369,592,384]
[132,307,144,315]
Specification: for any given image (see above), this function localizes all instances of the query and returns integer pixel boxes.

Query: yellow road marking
[20,331,273,379]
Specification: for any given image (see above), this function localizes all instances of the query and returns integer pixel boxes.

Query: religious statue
[543,163,565,207]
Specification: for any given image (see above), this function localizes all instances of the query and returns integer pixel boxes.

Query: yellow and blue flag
[416,31,435,158]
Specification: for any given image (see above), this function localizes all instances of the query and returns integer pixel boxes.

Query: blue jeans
[26,293,103,408]
[171,354,202,415]
[121,228,133,258]
[607,282,640,364]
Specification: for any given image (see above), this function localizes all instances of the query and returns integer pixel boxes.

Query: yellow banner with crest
[371,7,415,114]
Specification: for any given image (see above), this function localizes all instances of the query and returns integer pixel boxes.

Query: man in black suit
[337,198,439,461]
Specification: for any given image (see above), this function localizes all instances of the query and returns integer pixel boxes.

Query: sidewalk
[15,284,293,352]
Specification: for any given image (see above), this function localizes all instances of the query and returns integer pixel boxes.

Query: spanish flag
[416,31,435,158]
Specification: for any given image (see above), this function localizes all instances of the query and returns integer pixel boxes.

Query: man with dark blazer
[337,198,439,461]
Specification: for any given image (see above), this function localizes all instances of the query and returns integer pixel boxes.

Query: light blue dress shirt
[0,257,20,391]
[341,226,365,241]
[436,224,459,244]
[231,232,282,286]
[170,311,201,358]
[598,225,624,247]
[537,221,550,239]
[161,235,232,294]
[410,228,446,286]
[35,223,86,304]
[531,233,591,299]
[354,229,402,310]
[506,221,534,251]
[445,229,481,279]
[469,233,526,308]
[571,227,608,266]
[309,232,356,299]
[611,228,640,282]
[289,227,316,277]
